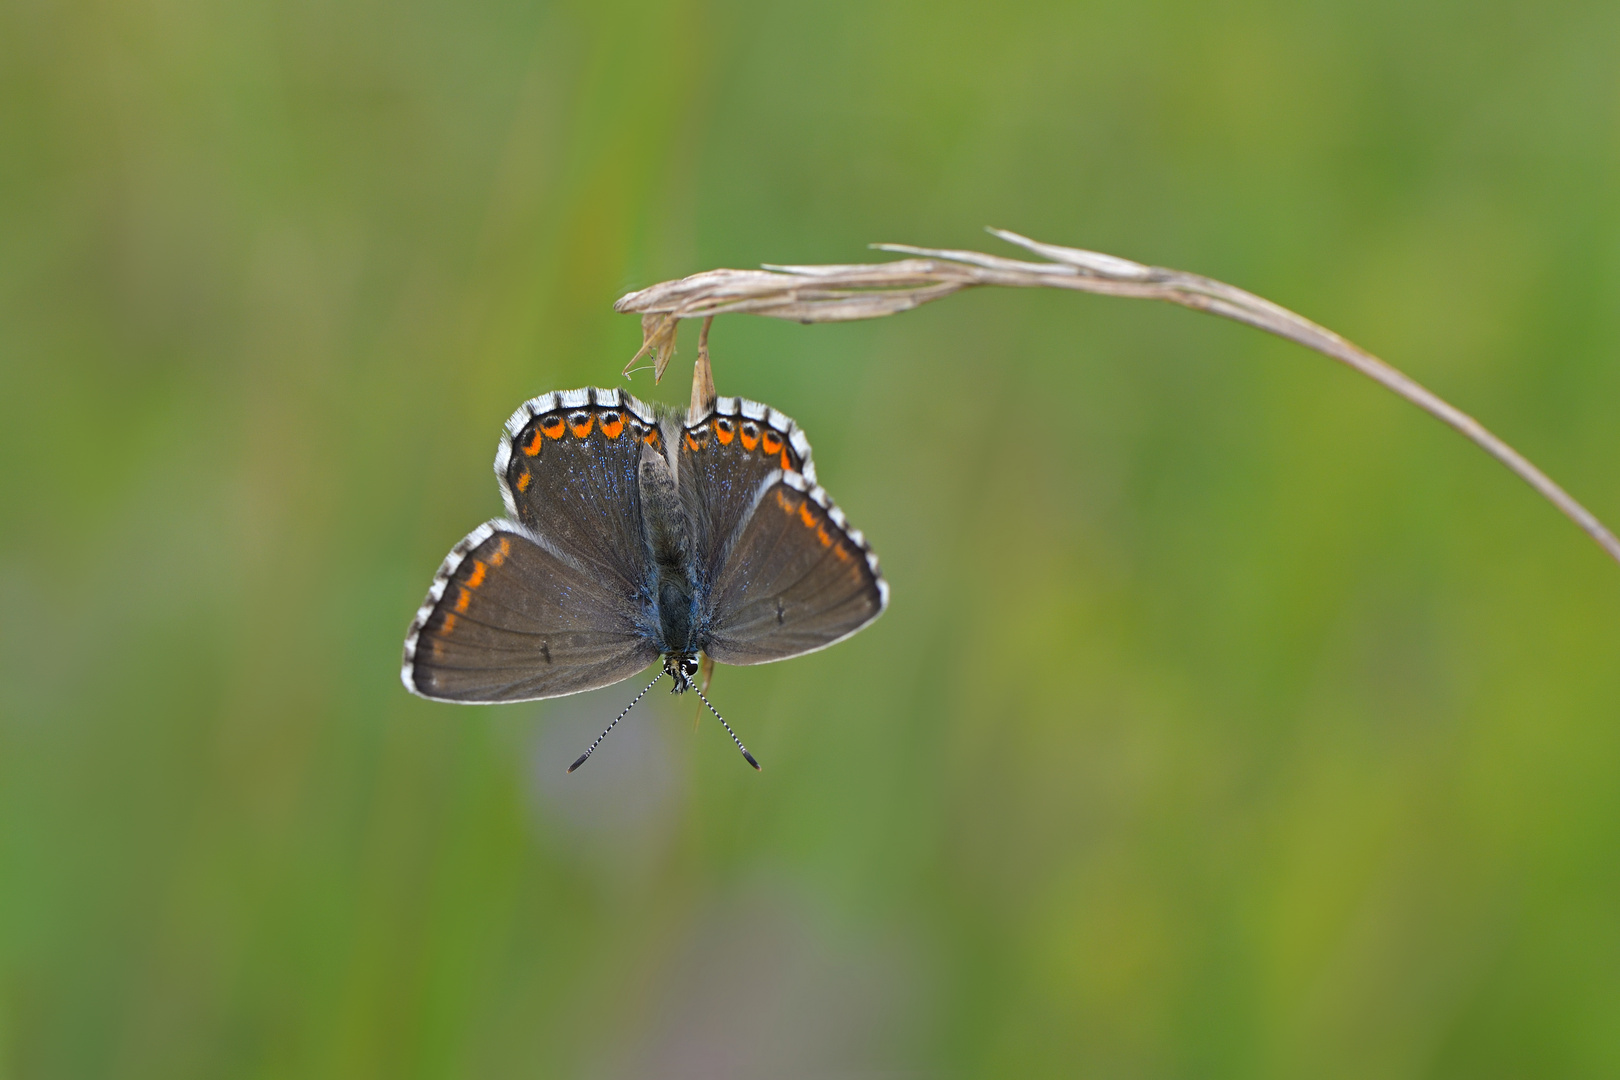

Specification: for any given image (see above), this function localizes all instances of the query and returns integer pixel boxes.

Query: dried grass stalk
[615,229,1620,567]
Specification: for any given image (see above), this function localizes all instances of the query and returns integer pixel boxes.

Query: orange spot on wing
[761,430,783,455]
[781,449,794,471]
[569,414,594,438]
[522,430,544,456]
[599,413,624,438]
[643,428,660,448]
[466,561,487,588]
[439,613,458,636]
[455,587,471,612]
[540,415,565,439]
[776,490,795,513]
[799,503,817,529]
[712,420,734,445]
[816,525,834,547]
[516,470,531,492]
[685,430,701,452]
[739,426,760,451]
[833,543,853,562]
[490,538,510,566]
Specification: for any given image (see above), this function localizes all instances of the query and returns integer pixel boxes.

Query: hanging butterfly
[401,387,888,771]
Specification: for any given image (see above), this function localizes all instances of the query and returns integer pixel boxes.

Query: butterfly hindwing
[403,520,659,702]
[698,469,887,667]
[496,387,658,595]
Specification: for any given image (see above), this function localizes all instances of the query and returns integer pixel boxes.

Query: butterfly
[401,387,888,770]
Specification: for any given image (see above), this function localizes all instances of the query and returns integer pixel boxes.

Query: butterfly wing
[494,387,660,588]
[402,520,659,702]
[680,399,887,666]
[404,387,665,702]
[677,396,817,588]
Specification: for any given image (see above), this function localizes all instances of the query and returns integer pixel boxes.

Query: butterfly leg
[689,315,717,416]
[692,654,715,731]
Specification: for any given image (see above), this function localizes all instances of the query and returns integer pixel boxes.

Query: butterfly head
[664,653,701,693]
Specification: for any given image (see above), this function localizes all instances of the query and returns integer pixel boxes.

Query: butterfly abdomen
[657,577,699,654]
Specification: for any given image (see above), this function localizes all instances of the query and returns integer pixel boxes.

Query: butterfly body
[403,388,886,704]
[635,421,701,658]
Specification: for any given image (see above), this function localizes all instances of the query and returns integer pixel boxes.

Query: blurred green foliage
[3,0,1620,1075]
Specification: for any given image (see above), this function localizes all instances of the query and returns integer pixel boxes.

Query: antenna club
[695,687,761,771]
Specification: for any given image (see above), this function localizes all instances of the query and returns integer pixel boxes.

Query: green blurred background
[4,0,1620,1075]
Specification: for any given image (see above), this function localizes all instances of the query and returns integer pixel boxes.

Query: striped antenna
[568,672,663,773]
[695,688,760,771]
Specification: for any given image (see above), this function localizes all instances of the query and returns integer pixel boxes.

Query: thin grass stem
[614,229,1620,567]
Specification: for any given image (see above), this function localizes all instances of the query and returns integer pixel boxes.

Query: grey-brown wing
[402,521,659,702]
[700,473,887,666]
[677,396,815,590]
[495,387,659,595]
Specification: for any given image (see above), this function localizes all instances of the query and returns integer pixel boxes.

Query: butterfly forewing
[403,521,658,702]
[678,397,814,589]
[497,388,657,593]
